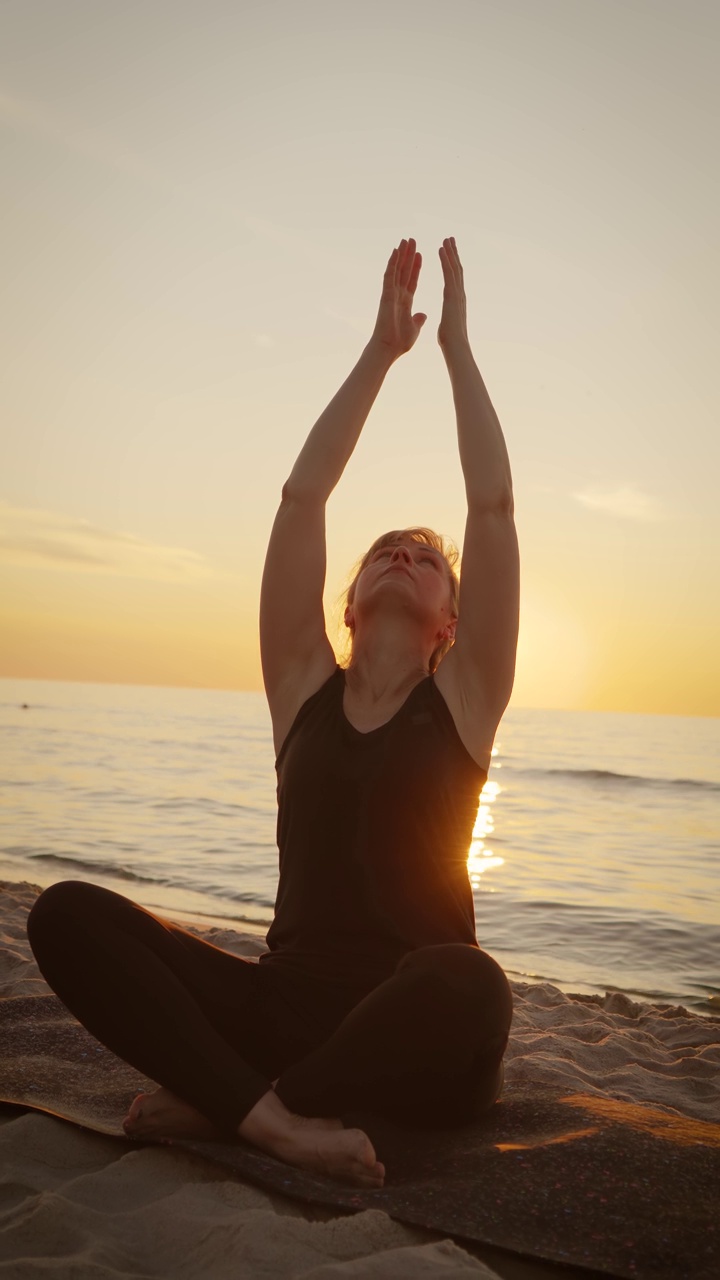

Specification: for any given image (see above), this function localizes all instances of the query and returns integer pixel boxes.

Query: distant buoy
[21,704,29,710]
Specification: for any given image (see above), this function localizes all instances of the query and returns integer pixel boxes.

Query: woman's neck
[344,654,429,705]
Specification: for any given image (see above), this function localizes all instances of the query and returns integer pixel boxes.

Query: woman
[27,237,519,1190]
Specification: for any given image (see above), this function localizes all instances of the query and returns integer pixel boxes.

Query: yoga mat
[1,992,718,1280]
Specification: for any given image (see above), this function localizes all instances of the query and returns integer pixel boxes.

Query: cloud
[0,502,223,582]
[573,485,664,522]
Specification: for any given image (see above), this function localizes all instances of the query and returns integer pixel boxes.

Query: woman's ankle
[238,1087,295,1148]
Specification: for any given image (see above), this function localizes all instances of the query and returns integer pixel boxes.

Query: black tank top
[259,665,487,989]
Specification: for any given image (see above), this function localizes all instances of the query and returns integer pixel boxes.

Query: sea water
[1,677,718,1014]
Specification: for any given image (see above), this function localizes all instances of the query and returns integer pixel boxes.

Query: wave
[506,766,720,793]
[29,850,174,887]
[26,852,276,909]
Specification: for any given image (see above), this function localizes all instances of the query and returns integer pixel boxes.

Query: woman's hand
[370,237,427,360]
[438,237,470,354]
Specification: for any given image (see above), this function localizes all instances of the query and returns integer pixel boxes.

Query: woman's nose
[391,546,411,564]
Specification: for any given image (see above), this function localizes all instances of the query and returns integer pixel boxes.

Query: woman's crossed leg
[27,883,511,1186]
[26,881,384,1185]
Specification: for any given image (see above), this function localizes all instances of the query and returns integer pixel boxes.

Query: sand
[1,879,718,1279]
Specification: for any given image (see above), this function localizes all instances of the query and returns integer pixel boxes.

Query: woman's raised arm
[260,239,425,731]
[283,238,426,503]
[437,237,519,723]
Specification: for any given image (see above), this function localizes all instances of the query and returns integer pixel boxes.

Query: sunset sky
[2,0,718,715]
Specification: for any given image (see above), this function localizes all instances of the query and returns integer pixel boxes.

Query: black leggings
[27,881,513,1134]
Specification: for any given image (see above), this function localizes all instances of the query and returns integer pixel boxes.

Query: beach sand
[1,880,718,1279]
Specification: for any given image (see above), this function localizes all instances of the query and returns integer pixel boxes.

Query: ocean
[1,677,718,1015]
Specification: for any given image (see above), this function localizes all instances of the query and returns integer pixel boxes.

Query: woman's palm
[372,238,427,357]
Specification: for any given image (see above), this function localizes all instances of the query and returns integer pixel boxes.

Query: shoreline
[3,860,715,1017]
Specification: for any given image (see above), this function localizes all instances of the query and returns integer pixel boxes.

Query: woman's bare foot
[123,1086,346,1144]
[123,1087,384,1187]
[123,1087,221,1141]
[240,1090,385,1189]
[278,1114,385,1188]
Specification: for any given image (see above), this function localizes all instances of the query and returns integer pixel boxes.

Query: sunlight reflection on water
[467,779,505,890]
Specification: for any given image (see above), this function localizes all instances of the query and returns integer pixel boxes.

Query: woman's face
[348,538,455,633]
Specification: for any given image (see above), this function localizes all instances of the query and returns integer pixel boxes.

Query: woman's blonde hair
[338,527,460,674]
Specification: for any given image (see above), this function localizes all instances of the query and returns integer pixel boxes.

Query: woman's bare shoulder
[266,647,338,760]
[433,649,497,773]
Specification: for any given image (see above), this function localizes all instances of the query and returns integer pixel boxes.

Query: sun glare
[467,778,505,889]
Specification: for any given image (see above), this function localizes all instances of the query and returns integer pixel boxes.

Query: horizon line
[0,672,717,721]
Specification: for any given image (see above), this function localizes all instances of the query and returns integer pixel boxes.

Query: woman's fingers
[383,246,399,288]
[389,236,461,280]
[437,237,469,351]
[440,238,465,291]
[373,238,425,356]
[390,239,407,277]
[383,237,422,296]
[451,236,465,281]
[394,237,418,294]
[407,249,422,296]
[439,246,455,292]
[398,237,416,287]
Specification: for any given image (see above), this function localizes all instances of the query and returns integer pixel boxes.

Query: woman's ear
[344,606,354,630]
